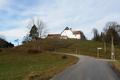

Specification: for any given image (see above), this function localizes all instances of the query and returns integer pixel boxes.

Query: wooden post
[97,48,102,58]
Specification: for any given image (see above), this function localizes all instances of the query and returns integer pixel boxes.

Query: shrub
[0,49,2,52]
[28,74,40,80]
[62,55,68,59]
[26,73,51,80]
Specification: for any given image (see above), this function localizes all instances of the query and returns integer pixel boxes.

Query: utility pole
[111,36,115,60]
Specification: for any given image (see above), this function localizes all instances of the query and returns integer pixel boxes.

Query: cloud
[0,0,9,9]
[78,14,120,39]
[1,0,120,42]
[0,28,27,39]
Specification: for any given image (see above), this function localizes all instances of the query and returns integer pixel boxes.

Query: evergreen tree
[92,28,100,41]
[29,25,39,40]
[0,38,14,48]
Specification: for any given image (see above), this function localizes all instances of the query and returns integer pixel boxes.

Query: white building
[47,27,86,40]
[61,27,76,39]
[61,27,85,39]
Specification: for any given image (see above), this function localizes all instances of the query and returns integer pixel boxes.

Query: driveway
[52,55,120,80]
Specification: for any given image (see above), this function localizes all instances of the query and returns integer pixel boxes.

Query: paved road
[52,55,120,80]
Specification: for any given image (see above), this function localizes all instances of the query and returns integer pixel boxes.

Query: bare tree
[26,18,47,39]
[37,19,47,38]
[105,22,117,28]
[14,39,20,46]
[22,34,31,44]
[104,22,120,33]
[103,22,120,45]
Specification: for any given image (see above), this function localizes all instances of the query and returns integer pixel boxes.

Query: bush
[26,72,51,80]
[28,74,41,80]
[27,49,42,54]
[62,55,68,59]
[0,49,2,52]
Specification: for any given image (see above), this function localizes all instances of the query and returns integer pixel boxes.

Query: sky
[0,0,120,45]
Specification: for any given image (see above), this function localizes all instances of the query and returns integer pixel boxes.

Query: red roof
[72,31,82,34]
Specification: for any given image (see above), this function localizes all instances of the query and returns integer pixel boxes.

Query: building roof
[64,27,70,30]
[72,31,82,34]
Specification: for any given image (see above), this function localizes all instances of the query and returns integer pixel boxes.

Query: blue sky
[0,0,120,45]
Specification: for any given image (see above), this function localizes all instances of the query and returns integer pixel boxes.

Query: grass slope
[1,39,119,80]
[56,40,120,59]
[19,39,120,59]
[0,52,78,80]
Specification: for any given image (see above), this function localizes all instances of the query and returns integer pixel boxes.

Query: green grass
[1,39,120,79]
[53,40,120,59]
[20,39,120,59]
[0,52,78,80]
[2,39,120,80]
[55,40,108,58]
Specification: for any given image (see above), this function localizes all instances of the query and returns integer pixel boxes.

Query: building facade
[47,27,86,40]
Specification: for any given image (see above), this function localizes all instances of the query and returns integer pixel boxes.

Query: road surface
[52,55,120,80]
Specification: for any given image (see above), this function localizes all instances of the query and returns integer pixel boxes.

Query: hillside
[0,39,78,80]
[19,39,120,59]
[1,39,120,80]
[0,52,77,80]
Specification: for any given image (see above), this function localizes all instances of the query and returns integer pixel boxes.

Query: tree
[29,25,39,40]
[0,38,14,48]
[105,28,119,44]
[104,22,120,32]
[27,18,47,40]
[100,32,107,53]
[104,22,120,45]
[22,34,31,44]
[92,28,100,41]
[14,39,20,46]
[37,19,47,38]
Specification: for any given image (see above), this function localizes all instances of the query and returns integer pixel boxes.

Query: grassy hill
[0,39,79,80]
[1,39,120,80]
[19,39,120,59]
[0,50,78,80]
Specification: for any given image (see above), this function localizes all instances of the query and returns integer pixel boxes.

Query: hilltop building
[47,27,86,40]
